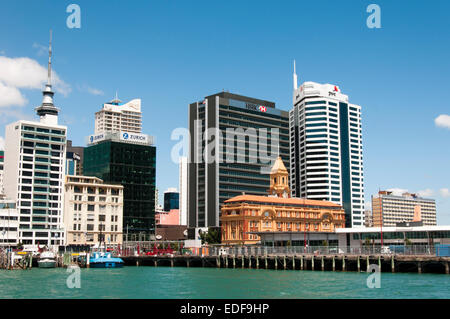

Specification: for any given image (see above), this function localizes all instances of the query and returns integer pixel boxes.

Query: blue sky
[0,0,449,223]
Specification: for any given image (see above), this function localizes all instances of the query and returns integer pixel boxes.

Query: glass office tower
[83,132,156,238]
[290,81,364,227]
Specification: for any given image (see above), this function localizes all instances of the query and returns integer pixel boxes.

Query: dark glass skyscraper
[83,132,156,237]
[187,92,290,235]
[164,189,179,211]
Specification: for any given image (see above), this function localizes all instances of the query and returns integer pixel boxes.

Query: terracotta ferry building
[220,157,346,246]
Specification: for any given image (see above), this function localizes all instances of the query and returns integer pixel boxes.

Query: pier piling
[342,256,346,272]
[311,256,314,271]
[332,256,335,271]
[391,255,395,273]
[357,256,360,272]
[321,256,324,271]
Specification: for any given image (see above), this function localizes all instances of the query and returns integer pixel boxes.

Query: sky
[0,0,449,223]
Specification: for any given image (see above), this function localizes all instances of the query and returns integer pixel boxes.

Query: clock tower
[268,156,290,198]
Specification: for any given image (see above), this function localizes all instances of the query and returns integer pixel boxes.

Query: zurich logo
[123,133,129,139]
[90,136,94,143]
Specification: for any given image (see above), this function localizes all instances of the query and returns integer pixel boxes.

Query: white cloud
[435,114,450,129]
[32,43,47,56]
[77,84,104,96]
[0,137,4,150]
[87,87,104,96]
[0,81,27,107]
[0,56,71,102]
[417,189,434,197]
[440,188,450,198]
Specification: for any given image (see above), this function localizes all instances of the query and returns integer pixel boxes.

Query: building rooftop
[205,91,276,109]
[335,225,450,233]
[224,194,342,208]
[375,190,435,201]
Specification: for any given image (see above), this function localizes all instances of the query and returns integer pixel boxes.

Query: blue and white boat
[89,252,124,268]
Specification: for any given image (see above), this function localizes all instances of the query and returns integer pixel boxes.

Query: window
[87,205,95,212]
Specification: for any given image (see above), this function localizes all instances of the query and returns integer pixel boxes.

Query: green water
[0,267,449,299]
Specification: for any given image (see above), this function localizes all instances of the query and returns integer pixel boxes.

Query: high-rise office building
[83,131,156,238]
[4,32,67,245]
[95,97,142,134]
[188,91,290,235]
[290,63,364,227]
[66,140,84,175]
[372,190,437,227]
[164,188,179,211]
[179,156,188,226]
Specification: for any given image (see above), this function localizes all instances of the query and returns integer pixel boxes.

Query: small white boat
[38,251,57,268]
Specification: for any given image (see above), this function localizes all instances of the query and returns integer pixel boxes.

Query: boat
[89,252,124,268]
[38,251,57,268]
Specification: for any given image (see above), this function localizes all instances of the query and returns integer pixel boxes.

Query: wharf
[121,254,450,274]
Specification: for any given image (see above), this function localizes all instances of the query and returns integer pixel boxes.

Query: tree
[17,242,24,250]
[199,227,221,245]
[405,238,412,246]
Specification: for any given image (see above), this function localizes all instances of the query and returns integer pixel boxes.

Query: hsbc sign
[245,102,268,113]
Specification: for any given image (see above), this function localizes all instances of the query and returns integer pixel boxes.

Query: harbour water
[0,267,449,299]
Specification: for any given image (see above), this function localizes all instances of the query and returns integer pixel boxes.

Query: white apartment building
[372,190,437,227]
[290,64,364,227]
[64,175,123,246]
[4,33,67,246]
[94,97,142,134]
[0,198,19,246]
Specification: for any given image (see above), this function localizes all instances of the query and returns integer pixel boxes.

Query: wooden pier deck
[121,254,450,274]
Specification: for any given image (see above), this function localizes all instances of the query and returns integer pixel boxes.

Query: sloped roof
[224,194,342,208]
[270,156,288,174]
